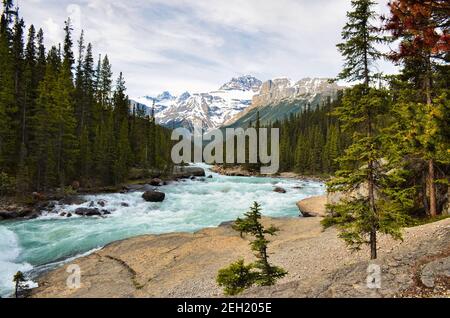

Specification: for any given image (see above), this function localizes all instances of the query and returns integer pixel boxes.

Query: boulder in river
[173,166,206,179]
[59,196,87,206]
[142,191,165,202]
[274,187,287,194]
[297,196,328,218]
[150,178,163,186]
[0,211,19,219]
[123,184,145,192]
[74,208,107,217]
[121,202,130,207]
[27,213,40,220]
[97,200,107,207]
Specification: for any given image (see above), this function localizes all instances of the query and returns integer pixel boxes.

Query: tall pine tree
[325,0,407,260]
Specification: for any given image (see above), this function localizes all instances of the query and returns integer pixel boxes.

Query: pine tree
[0,1,174,192]
[113,119,131,184]
[336,0,385,84]
[32,46,60,189]
[62,18,74,77]
[217,202,287,295]
[0,11,16,172]
[113,72,129,128]
[384,0,450,216]
[99,55,113,109]
[233,202,287,286]
[13,271,27,298]
[326,0,405,260]
[74,30,86,136]
[54,63,78,188]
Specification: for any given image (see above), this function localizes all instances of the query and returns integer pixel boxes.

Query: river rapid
[0,164,325,297]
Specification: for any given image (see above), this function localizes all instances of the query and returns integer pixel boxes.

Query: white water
[0,164,325,297]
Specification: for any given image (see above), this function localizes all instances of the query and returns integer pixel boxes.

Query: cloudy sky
[18,0,394,97]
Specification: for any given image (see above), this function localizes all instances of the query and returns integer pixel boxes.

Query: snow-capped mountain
[130,76,343,132]
[219,75,262,92]
[224,77,344,129]
[131,76,262,132]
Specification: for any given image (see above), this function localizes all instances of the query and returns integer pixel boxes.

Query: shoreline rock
[211,165,328,182]
[274,187,287,194]
[142,191,165,202]
[297,195,328,218]
[30,216,450,298]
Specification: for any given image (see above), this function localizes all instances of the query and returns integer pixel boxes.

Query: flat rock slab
[30,214,450,298]
[297,195,328,217]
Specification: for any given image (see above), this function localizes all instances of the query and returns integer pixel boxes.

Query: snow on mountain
[131,76,262,132]
[130,76,343,132]
[224,77,344,129]
[219,75,262,92]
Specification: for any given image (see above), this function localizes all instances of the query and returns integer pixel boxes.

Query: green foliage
[269,96,349,175]
[327,0,412,260]
[218,202,287,295]
[0,171,15,195]
[13,270,28,298]
[0,1,174,193]
[216,260,257,296]
[336,0,386,83]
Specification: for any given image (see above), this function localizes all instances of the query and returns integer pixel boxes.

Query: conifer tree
[325,0,407,260]
[384,0,450,216]
[113,119,131,184]
[99,55,113,109]
[217,202,287,295]
[0,0,174,192]
[0,10,16,171]
[13,271,27,298]
[233,202,288,286]
[62,18,74,77]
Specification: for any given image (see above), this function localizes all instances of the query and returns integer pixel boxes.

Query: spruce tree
[384,0,450,216]
[0,11,16,172]
[0,0,174,192]
[325,0,406,260]
[62,18,74,77]
[218,202,287,295]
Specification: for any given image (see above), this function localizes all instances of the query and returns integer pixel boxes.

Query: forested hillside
[272,95,349,175]
[0,1,173,195]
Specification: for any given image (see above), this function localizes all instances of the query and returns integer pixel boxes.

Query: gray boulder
[274,187,287,194]
[142,191,166,202]
[173,166,206,179]
[150,178,163,186]
[123,184,145,192]
[74,208,109,217]
[0,211,19,219]
[59,196,87,206]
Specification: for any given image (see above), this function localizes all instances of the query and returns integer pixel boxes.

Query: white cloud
[17,0,393,97]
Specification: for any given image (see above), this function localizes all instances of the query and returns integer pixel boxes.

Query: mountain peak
[157,91,174,101]
[219,75,262,92]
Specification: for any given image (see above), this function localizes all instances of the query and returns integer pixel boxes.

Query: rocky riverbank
[30,196,449,298]
[0,165,208,221]
[211,165,328,182]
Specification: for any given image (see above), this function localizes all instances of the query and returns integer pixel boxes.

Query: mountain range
[130,75,343,132]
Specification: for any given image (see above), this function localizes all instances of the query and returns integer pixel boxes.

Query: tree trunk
[368,164,378,260]
[370,228,377,260]
[428,159,437,217]
[424,56,437,217]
